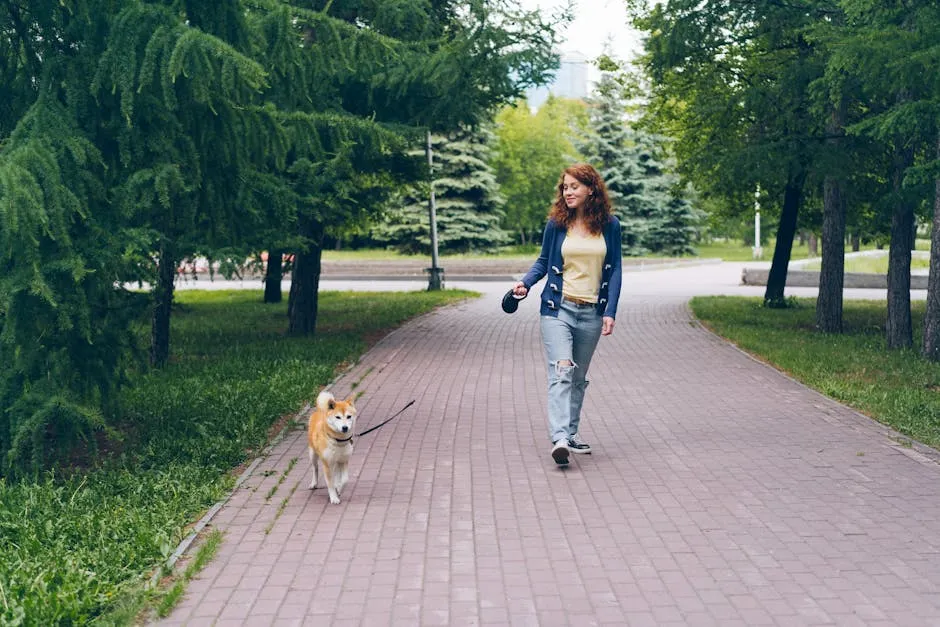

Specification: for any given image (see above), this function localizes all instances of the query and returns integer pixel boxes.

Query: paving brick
[152,275,940,626]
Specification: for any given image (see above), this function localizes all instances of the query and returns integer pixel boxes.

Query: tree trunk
[151,241,177,367]
[807,232,818,257]
[817,178,845,332]
[264,248,283,304]
[764,172,804,307]
[288,222,323,336]
[851,233,860,251]
[816,103,846,333]
[886,145,915,350]
[923,134,940,360]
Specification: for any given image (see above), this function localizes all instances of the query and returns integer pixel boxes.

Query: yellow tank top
[561,232,607,303]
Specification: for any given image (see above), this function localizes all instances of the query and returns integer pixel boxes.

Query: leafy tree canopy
[491,96,589,245]
[0,0,559,474]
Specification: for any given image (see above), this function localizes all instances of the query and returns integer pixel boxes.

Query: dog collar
[330,434,353,444]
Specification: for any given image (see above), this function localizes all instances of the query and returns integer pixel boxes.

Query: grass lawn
[326,243,754,262]
[0,288,474,626]
[325,238,923,264]
[321,248,411,261]
[802,254,931,273]
[690,296,940,450]
[693,239,897,262]
[322,245,541,262]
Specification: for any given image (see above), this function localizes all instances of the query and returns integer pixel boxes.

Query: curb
[144,297,463,599]
[685,302,940,468]
[147,402,312,591]
[741,268,929,289]
[169,258,726,286]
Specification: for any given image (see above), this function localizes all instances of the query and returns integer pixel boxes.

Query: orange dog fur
[307,390,357,504]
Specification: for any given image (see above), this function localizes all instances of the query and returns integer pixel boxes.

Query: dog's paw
[327,485,341,503]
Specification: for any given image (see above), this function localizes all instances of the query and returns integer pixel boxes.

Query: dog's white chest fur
[321,439,353,463]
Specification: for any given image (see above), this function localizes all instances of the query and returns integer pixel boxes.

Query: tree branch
[4,0,41,80]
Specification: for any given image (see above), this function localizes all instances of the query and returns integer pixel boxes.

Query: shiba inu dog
[307,390,357,504]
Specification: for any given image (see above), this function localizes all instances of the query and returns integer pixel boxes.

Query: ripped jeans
[540,300,603,443]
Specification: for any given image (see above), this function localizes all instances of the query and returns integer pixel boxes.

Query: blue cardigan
[521,217,623,319]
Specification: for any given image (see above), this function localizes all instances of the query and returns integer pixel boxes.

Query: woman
[512,164,623,466]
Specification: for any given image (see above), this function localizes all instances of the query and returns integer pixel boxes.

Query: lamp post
[425,129,444,290]
[753,185,763,259]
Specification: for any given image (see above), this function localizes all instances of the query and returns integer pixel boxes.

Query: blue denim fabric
[540,300,603,443]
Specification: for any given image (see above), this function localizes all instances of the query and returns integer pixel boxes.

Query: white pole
[753,185,762,259]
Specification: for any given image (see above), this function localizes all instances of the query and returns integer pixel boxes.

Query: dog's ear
[345,397,355,407]
[328,399,335,410]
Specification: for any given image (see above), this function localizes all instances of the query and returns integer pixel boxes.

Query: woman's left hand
[601,316,615,336]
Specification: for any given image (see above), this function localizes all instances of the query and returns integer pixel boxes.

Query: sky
[521,0,646,78]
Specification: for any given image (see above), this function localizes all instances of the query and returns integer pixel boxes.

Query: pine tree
[377,126,510,254]
[580,73,651,255]
[647,185,703,256]
[0,2,151,475]
[0,0,557,474]
[272,0,557,331]
[630,129,705,256]
[580,72,701,256]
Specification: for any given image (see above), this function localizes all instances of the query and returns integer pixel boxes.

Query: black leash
[356,400,416,438]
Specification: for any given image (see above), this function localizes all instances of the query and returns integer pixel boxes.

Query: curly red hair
[547,163,613,235]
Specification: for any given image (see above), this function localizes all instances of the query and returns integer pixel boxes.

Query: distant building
[525,51,590,109]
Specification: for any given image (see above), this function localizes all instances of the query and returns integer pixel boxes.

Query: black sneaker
[551,439,570,465]
[568,433,592,454]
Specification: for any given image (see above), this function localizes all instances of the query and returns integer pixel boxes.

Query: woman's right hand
[512,281,528,297]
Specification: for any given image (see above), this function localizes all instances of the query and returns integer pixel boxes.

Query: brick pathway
[157,276,940,626]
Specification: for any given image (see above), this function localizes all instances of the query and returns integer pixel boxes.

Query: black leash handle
[356,400,415,437]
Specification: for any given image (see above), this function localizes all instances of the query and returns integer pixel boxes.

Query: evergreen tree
[0,0,557,473]
[581,72,701,256]
[377,126,511,254]
[580,74,649,255]
[274,0,558,331]
[647,185,703,256]
[631,130,704,255]
[0,1,151,475]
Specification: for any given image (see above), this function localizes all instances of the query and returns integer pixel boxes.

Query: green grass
[698,237,933,263]
[801,254,931,273]
[322,245,541,261]
[0,289,474,626]
[690,296,940,449]
[329,243,735,261]
[321,248,411,261]
[694,238,889,262]
[324,238,934,264]
[693,240,768,261]
[155,529,223,618]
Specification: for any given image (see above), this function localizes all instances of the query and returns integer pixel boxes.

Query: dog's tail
[316,390,335,411]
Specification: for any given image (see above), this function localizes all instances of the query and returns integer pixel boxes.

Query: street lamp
[425,129,444,290]
[753,185,763,259]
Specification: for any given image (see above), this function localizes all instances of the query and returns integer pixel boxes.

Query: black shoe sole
[552,446,570,465]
